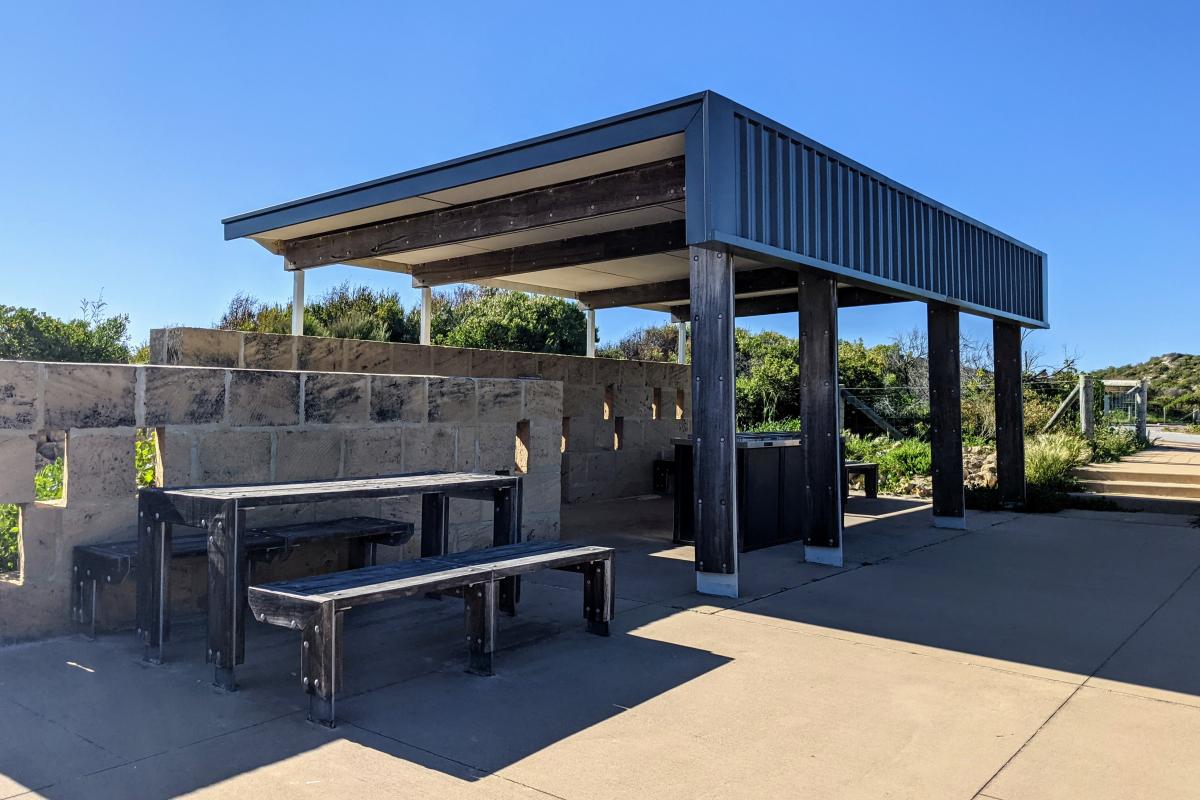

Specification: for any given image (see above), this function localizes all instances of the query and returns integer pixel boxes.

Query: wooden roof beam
[410,220,685,287]
[281,158,684,270]
[668,286,905,321]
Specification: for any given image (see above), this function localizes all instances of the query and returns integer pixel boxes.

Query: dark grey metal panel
[223,95,704,241]
[709,101,1047,327]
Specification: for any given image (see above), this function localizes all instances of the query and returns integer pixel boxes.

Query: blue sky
[2,1,1196,370]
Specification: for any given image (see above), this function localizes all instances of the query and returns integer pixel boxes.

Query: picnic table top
[139,471,520,508]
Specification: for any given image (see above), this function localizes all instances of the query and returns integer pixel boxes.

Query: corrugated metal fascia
[223,93,706,240]
[710,231,1050,329]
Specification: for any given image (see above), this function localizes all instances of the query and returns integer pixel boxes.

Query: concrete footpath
[2,496,1200,799]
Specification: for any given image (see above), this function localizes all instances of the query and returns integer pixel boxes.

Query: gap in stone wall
[652,388,662,420]
[515,419,530,475]
[614,417,624,451]
[603,385,614,420]
[561,417,570,453]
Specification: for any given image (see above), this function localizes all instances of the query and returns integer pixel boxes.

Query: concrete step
[1074,465,1200,486]
[1076,478,1200,500]
[1069,491,1200,516]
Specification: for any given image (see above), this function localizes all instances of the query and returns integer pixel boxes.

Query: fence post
[1136,379,1149,440]
[1079,374,1095,440]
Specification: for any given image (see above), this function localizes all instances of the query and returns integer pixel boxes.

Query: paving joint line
[341,720,569,800]
[974,557,1200,798]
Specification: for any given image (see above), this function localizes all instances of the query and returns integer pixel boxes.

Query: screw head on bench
[258,613,265,622]
[314,625,320,634]
[303,677,309,686]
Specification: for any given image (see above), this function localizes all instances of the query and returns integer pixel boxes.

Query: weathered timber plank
[798,273,843,551]
[412,220,685,286]
[928,304,965,522]
[282,158,684,269]
[993,320,1026,505]
[689,246,738,580]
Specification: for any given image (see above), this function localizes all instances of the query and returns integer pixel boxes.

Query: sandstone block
[521,512,560,542]
[429,346,471,377]
[296,336,342,372]
[471,423,516,473]
[43,364,136,429]
[143,366,226,426]
[522,473,561,515]
[592,357,622,387]
[390,343,431,374]
[471,350,512,378]
[64,431,136,502]
[342,339,392,374]
[163,328,241,368]
[563,384,604,419]
[566,356,596,386]
[228,371,300,426]
[14,501,63,581]
[0,432,35,503]
[242,333,295,370]
[614,385,654,418]
[304,373,368,424]
[427,377,477,423]
[196,430,271,484]
[343,427,404,477]
[523,380,563,419]
[476,379,522,423]
[536,355,568,383]
[618,359,647,387]
[370,375,427,424]
[275,430,343,481]
[402,425,457,472]
[60,496,138,550]
[527,418,562,472]
[0,361,39,429]
[155,428,195,486]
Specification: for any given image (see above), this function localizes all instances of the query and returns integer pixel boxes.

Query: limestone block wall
[0,359,561,642]
[150,328,692,503]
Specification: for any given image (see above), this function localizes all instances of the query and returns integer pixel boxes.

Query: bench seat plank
[247,540,616,727]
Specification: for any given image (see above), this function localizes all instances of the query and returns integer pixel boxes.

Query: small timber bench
[71,517,414,638]
[844,461,880,500]
[249,541,615,727]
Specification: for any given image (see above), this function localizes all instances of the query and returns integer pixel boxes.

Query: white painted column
[586,307,596,358]
[420,286,432,345]
[291,269,305,336]
[676,321,687,364]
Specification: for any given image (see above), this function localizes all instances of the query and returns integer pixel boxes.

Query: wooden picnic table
[135,471,523,690]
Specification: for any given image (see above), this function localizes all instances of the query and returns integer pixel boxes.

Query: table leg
[493,481,523,615]
[139,492,173,664]
[208,501,243,691]
[421,492,449,557]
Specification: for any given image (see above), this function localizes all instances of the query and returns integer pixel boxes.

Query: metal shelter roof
[223,91,1047,328]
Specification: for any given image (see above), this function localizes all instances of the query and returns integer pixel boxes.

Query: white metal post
[676,321,686,364]
[420,286,432,345]
[291,269,305,336]
[586,307,596,358]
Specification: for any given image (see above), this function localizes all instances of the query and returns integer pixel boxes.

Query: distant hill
[1092,353,1200,412]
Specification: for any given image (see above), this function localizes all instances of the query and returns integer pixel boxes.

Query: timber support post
[585,307,596,358]
[928,304,966,529]
[420,285,432,345]
[689,246,738,597]
[798,272,843,565]
[1079,375,1095,439]
[291,268,305,336]
[993,320,1026,507]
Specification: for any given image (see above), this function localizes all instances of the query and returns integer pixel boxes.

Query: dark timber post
[928,304,966,528]
[798,272,843,565]
[689,245,738,597]
[993,320,1026,506]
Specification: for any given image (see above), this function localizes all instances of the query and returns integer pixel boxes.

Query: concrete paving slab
[341,603,1073,800]
[28,712,554,800]
[0,696,123,799]
[1087,565,1200,707]
[721,512,1200,683]
[983,686,1200,800]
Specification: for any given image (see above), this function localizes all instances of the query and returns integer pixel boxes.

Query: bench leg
[464,581,497,676]
[89,579,98,641]
[865,468,879,498]
[142,518,172,664]
[493,484,522,616]
[208,503,245,690]
[422,493,450,600]
[584,558,614,637]
[302,604,342,727]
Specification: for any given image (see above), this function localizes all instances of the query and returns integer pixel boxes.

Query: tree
[0,299,132,363]
[432,287,586,354]
[597,323,682,362]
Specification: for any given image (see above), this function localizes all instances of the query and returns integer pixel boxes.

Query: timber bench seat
[71,517,414,638]
[248,540,615,727]
[844,461,880,500]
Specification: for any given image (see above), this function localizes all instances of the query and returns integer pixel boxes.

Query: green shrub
[741,417,802,433]
[0,457,66,573]
[881,438,932,478]
[1025,432,1090,491]
[1089,426,1145,463]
